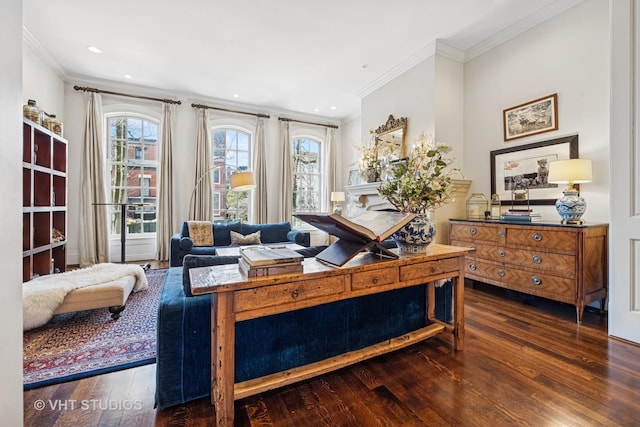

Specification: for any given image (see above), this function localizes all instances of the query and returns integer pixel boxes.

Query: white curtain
[279,120,293,222]
[252,117,268,223]
[324,127,337,211]
[79,92,110,266]
[189,108,213,221]
[156,102,175,260]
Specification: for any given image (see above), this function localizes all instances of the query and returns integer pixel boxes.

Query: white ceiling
[23,0,583,120]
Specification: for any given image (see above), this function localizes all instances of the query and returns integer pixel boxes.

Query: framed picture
[503,93,558,141]
[490,134,578,205]
[348,169,361,186]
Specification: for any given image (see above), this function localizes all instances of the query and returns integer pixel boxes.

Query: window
[212,128,252,222]
[292,137,321,224]
[107,116,158,237]
[140,175,151,197]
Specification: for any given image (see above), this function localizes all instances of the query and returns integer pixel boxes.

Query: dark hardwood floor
[23,281,640,426]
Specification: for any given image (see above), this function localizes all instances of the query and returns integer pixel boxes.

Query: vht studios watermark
[33,399,143,411]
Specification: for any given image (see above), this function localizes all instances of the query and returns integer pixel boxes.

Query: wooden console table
[190,244,470,426]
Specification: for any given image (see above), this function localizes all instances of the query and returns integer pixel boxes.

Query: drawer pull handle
[430,266,436,273]
[291,289,299,299]
[372,276,379,284]
[498,231,505,237]
[470,227,477,236]
[498,269,505,277]
[532,255,542,264]
[532,233,542,242]
[469,263,477,271]
[498,250,505,257]
[531,276,541,285]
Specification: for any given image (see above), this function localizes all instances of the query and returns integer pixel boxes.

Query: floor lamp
[189,166,256,221]
[229,171,256,223]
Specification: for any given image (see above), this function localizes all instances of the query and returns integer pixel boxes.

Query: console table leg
[212,292,235,427]
[427,282,436,321]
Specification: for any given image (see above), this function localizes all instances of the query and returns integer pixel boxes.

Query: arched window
[292,136,322,218]
[107,115,158,237]
[212,127,252,222]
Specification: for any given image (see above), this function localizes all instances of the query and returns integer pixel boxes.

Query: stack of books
[500,209,542,222]
[239,247,304,277]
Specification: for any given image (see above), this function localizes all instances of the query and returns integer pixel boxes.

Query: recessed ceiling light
[124,74,132,79]
[87,46,103,54]
[330,106,337,110]
[233,94,239,98]
[314,108,320,112]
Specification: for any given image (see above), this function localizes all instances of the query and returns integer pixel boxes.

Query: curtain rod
[73,85,181,105]
[191,103,270,119]
[278,117,339,129]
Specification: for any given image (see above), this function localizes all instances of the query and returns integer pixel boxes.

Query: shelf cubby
[23,118,67,281]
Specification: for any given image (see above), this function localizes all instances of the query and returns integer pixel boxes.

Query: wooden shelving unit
[22,118,67,281]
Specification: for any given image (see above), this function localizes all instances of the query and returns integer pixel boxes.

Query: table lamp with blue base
[548,158,592,224]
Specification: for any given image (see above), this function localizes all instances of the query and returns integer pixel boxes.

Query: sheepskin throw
[22,263,148,331]
[187,221,214,246]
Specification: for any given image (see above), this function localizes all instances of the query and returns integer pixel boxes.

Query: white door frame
[609,0,640,344]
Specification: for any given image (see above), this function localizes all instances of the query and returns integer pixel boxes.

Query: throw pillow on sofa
[230,230,261,245]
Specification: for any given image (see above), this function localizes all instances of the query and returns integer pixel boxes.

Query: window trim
[104,112,160,240]
[291,134,324,225]
[211,124,255,223]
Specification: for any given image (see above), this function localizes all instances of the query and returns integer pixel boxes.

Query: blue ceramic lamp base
[555,189,586,224]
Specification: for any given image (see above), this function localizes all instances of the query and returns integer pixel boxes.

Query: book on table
[238,258,303,278]
[240,247,304,267]
[293,210,416,267]
[500,212,542,222]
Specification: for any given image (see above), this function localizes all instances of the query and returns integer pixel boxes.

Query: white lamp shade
[230,171,256,191]
[330,191,345,202]
[548,159,592,184]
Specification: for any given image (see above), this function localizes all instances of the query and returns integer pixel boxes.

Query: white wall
[23,43,65,120]
[362,56,436,150]
[0,0,25,424]
[464,0,609,221]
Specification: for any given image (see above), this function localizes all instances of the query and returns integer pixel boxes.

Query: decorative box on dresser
[449,219,608,323]
[22,118,67,281]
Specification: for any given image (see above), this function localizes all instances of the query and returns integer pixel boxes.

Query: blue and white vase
[555,189,587,224]
[392,213,436,253]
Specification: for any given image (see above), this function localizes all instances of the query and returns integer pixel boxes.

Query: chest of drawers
[449,219,608,323]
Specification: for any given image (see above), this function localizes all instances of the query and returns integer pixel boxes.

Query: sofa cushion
[212,222,242,246]
[230,230,261,246]
[179,237,194,251]
[241,222,291,244]
[182,255,239,296]
[187,221,214,246]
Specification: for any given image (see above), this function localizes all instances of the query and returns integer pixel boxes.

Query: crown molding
[22,25,68,80]
[464,0,584,61]
[354,40,464,99]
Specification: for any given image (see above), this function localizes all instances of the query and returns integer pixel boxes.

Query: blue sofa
[169,221,311,267]
[155,250,453,410]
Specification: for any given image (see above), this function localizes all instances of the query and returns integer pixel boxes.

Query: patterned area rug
[23,268,167,390]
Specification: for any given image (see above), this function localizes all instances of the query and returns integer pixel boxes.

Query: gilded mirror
[375,115,407,158]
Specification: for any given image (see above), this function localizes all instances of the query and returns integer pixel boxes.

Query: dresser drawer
[235,276,346,312]
[450,223,499,243]
[505,227,576,252]
[465,259,575,298]
[352,266,398,290]
[459,241,575,278]
[399,257,459,282]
